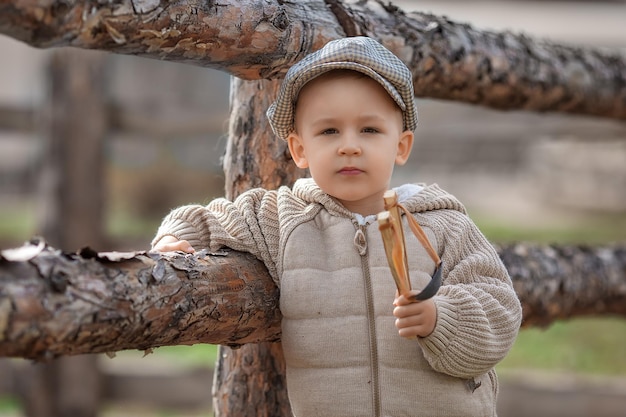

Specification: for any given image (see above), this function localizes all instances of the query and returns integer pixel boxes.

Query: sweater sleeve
[151,188,281,282]
[416,210,523,378]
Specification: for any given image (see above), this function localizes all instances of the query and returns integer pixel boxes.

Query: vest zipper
[356,223,381,417]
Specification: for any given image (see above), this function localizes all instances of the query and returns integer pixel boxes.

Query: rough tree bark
[1,240,625,360]
[0,240,281,360]
[0,0,624,120]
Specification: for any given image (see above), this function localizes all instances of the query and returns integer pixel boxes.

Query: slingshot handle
[378,211,412,296]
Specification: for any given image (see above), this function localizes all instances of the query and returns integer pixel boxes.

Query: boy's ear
[395,130,414,166]
[287,132,309,169]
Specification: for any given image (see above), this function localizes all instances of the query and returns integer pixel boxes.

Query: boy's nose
[338,134,362,155]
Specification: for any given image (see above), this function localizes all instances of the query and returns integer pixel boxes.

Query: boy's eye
[321,128,338,135]
[362,127,379,133]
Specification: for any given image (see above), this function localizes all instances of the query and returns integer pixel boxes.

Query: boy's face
[287,71,414,216]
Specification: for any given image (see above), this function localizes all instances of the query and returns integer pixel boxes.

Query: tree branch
[0,240,281,361]
[0,0,624,119]
[1,239,625,361]
[497,242,626,327]
[0,0,342,79]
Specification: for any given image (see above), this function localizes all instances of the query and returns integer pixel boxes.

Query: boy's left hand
[393,292,437,338]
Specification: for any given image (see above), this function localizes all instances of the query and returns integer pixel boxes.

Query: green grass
[474,212,626,245]
[105,206,161,241]
[0,203,37,246]
[0,396,19,414]
[498,317,626,376]
[152,344,219,367]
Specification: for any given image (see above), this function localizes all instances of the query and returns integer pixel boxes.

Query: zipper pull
[353,226,367,256]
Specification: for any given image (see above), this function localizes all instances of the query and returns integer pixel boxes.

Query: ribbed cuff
[419,292,515,378]
[151,218,204,249]
[419,296,459,358]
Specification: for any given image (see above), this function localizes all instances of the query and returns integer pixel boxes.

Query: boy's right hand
[152,235,195,253]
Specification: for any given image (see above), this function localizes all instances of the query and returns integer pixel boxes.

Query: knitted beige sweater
[153,178,522,417]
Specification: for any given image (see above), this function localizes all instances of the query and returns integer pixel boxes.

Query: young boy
[153,37,522,416]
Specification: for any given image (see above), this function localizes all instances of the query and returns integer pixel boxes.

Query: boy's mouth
[338,167,363,175]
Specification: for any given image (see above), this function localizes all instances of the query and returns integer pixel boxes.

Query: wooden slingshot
[377,190,443,301]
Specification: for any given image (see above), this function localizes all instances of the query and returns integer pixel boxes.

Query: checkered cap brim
[267,36,418,141]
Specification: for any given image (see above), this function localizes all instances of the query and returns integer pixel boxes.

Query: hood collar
[291,178,467,217]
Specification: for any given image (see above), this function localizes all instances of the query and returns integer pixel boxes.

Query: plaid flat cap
[267,36,418,141]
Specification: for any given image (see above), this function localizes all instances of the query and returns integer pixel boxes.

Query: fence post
[16,48,109,417]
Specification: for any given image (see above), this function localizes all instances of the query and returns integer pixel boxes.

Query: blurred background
[0,0,625,416]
